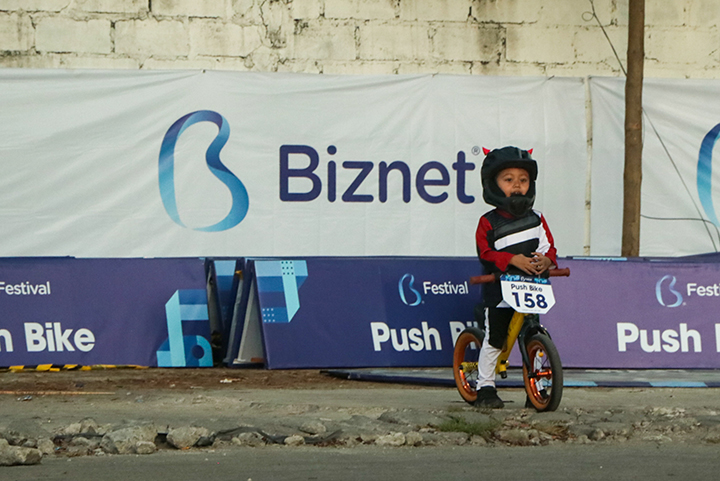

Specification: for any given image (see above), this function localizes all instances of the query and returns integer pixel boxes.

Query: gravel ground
[1,368,719,465]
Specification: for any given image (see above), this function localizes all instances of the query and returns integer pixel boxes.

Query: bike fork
[496,311,525,379]
[518,314,546,378]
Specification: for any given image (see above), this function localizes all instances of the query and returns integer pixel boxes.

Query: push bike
[452,268,570,412]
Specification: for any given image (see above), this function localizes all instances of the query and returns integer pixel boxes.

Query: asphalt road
[6,444,720,481]
[2,371,720,479]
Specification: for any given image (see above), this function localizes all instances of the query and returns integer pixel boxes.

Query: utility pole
[622,0,645,257]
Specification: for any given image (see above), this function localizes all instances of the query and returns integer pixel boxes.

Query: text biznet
[279,145,477,204]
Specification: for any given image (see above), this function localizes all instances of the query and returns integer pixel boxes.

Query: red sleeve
[539,214,558,267]
[475,215,515,272]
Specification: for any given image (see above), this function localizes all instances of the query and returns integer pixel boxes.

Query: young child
[474,146,557,408]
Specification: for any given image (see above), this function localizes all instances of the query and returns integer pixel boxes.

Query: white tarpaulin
[591,77,720,257]
[0,70,587,258]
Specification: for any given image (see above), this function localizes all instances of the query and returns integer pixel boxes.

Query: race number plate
[500,274,555,314]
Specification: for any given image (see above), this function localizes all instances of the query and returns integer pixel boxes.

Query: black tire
[522,333,563,412]
[452,327,484,404]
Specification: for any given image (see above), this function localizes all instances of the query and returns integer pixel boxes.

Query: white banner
[0,70,587,257]
[590,77,720,257]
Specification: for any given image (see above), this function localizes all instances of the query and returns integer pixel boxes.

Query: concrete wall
[0,0,718,78]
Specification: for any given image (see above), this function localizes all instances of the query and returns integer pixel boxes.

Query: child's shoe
[474,386,504,409]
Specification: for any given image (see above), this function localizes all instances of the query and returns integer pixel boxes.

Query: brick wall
[0,0,718,78]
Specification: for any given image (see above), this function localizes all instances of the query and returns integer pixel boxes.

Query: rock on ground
[0,439,42,466]
[166,426,211,449]
[100,424,157,455]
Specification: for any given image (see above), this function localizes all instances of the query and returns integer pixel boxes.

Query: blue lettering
[327,145,337,202]
[379,161,411,203]
[279,145,476,205]
[327,160,337,202]
[280,145,321,201]
[342,161,374,202]
[416,161,449,204]
[452,151,475,204]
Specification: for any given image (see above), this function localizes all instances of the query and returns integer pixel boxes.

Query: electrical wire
[585,0,719,252]
[643,113,719,250]
[641,214,719,225]
[584,2,627,77]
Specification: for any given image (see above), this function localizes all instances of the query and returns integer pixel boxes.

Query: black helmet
[481,146,538,217]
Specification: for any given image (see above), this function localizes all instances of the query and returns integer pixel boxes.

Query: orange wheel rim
[524,341,552,408]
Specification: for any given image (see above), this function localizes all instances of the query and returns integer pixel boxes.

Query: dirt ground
[0,367,403,393]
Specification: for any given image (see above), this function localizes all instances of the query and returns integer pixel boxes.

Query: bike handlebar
[469,267,570,285]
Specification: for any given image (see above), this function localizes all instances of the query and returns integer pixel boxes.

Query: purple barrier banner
[253,257,481,369]
[252,256,720,369]
[0,258,209,367]
[545,258,720,368]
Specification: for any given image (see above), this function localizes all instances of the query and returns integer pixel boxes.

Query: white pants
[477,311,501,390]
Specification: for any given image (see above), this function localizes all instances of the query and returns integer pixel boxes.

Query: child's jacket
[475,208,557,307]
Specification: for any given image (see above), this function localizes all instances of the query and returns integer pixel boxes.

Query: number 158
[512,292,548,309]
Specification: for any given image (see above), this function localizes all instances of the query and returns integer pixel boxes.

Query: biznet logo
[398,274,422,306]
[698,123,720,227]
[159,111,249,232]
[655,275,683,308]
[279,145,477,204]
[158,112,482,232]
[398,273,470,307]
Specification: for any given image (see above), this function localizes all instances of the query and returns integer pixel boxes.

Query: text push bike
[453,268,570,412]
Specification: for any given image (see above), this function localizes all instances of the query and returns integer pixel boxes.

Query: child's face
[496,167,530,197]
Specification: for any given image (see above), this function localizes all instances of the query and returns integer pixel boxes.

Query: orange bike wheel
[452,327,484,404]
[522,333,563,412]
